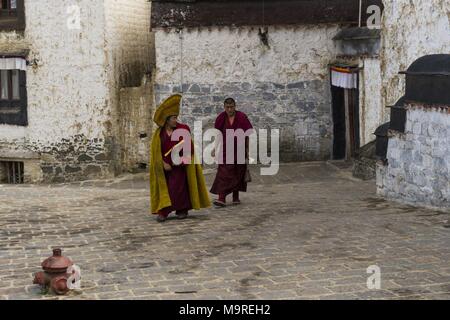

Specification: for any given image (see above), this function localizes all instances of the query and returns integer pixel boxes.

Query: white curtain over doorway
[0,57,27,71]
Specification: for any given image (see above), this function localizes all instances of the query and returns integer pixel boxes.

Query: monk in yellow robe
[149,94,211,222]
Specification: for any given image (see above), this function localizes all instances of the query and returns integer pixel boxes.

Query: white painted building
[0,0,154,183]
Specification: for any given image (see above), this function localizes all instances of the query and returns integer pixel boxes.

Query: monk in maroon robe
[210,98,253,207]
[157,115,193,222]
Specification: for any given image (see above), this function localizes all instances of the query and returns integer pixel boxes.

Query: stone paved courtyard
[1,162,450,300]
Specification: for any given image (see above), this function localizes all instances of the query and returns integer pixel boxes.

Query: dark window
[0,161,24,184]
[0,67,27,126]
[0,0,24,30]
[0,70,20,100]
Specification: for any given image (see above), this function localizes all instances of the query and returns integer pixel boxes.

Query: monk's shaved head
[224,98,236,106]
[224,98,236,118]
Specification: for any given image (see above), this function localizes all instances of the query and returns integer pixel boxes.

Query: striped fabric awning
[331,66,358,89]
[0,57,27,71]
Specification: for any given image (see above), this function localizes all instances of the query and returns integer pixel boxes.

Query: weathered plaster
[155,26,340,84]
[120,75,153,172]
[377,105,450,210]
[380,0,450,107]
[0,0,112,182]
[104,0,153,89]
[104,0,153,174]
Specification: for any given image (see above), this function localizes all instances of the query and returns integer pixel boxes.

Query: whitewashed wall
[0,0,153,182]
[380,0,450,106]
[356,0,450,145]
[375,0,450,210]
[0,0,109,145]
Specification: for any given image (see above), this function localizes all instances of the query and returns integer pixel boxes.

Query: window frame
[0,59,28,126]
[0,0,24,31]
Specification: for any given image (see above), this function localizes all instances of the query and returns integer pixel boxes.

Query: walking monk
[150,94,211,222]
[211,98,253,207]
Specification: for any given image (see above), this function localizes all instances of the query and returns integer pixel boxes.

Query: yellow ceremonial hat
[153,94,182,127]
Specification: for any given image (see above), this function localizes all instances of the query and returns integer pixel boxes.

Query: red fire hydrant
[33,248,74,295]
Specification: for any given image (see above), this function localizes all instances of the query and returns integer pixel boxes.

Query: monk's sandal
[213,200,226,208]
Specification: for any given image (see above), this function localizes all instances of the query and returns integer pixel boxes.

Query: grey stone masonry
[0,134,117,184]
[154,81,332,162]
[377,105,450,210]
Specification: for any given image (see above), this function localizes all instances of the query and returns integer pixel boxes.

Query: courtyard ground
[0,161,449,300]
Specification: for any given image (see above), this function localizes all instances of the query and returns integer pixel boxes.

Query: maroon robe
[210,111,253,196]
[159,123,192,216]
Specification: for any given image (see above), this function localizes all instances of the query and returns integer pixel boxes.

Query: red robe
[159,123,192,215]
[210,111,253,195]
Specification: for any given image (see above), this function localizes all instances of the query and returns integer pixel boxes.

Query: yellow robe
[149,127,211,214]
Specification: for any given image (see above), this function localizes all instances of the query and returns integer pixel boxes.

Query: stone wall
[377,105,450,209]
[380,0,450,106]
[154,26,340,162]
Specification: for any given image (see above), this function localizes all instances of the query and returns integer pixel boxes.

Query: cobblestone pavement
[0,162,449,300]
